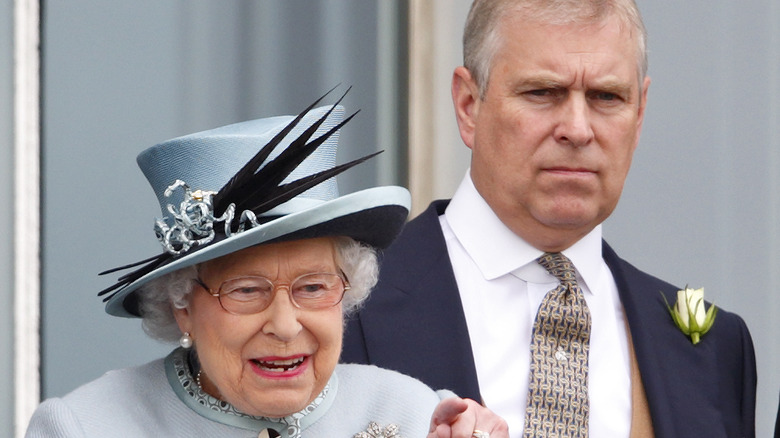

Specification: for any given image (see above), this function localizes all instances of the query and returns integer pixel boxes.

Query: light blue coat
[26,349,454,438]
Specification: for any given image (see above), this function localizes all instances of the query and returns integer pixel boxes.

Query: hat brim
[105,185,410,318]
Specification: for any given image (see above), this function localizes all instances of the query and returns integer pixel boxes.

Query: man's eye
[593,91,620,101]
[527,89,552,97]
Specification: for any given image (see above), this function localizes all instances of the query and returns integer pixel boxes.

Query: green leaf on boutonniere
[661,286,718,345]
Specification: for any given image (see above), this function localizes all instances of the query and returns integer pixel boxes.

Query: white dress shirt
[440,172,632,438]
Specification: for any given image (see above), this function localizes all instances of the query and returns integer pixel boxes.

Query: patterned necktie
[523,252,591,438]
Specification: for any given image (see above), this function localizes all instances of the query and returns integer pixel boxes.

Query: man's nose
[554,94,594,147]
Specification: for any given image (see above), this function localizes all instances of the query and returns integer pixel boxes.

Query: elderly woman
[26,93,508,438]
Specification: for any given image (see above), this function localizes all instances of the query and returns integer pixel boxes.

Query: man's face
[452,12,650,251]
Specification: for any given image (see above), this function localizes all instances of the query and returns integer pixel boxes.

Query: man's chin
[538,210,599,231]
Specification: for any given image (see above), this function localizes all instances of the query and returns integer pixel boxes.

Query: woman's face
[173,237,344,417]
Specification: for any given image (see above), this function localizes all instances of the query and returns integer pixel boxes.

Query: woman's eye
[234,286,262,294]
[225,286,266,299]
[223,279,272,296]
[223,286,267,302]
[296,283,326,294]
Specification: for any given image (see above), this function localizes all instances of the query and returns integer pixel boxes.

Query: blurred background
[3,1,779,436]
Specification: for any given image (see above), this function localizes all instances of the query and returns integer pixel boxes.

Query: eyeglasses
[193,272,350,315]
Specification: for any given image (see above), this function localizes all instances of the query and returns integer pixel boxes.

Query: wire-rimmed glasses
[194,272,350,315]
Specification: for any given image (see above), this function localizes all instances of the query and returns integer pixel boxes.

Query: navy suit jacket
[342,200,757,438]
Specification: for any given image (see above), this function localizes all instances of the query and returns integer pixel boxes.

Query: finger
[454,398,512,438]
[472,398,510,438]
[428,423,453,438]
[430,397,469,430]
[449,399,478,437]
[487,418,510,438]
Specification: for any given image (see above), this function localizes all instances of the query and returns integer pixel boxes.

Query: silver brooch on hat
[154,180,229,255]
[154,179,267,255]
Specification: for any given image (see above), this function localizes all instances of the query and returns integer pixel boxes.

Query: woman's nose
[260,288,303,341]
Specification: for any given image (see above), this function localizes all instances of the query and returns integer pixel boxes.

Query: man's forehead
[495,15,641,76]
[499,9,639,54]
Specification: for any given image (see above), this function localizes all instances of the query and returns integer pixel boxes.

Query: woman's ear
[172,301,193,335]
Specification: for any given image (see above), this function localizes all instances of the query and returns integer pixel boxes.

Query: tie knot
[537,252,576,283]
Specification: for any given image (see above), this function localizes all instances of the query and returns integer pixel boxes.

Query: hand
[427,397,509,438]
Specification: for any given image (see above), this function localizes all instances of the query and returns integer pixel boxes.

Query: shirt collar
[443,171,603,292]
[558,226,603,295]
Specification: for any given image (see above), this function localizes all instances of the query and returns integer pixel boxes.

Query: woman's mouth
[250,355,309,378]
[252,357,306,372]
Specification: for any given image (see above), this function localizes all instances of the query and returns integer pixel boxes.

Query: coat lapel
[603,241,748,438]
[344,201,482,400]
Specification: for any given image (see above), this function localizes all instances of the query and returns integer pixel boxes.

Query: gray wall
[2,0,16,435]
[607,3,780,436]
[40,0,404,398]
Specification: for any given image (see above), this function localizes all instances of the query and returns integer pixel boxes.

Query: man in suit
[342,0,756,437]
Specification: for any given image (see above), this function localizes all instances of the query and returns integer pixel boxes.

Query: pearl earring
[179,332,193,349]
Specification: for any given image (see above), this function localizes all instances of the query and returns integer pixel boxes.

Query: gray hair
[463,0,648,98]
[137,237,379,343]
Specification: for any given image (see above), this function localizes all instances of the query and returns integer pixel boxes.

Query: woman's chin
[232,359,318,417]
[238,389,315,418]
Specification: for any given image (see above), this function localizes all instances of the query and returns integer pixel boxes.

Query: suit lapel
[603,241,675,436]
[603,241,733,438]
[354,201,482,400]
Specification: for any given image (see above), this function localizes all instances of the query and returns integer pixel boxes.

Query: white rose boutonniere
[662,286,718,345]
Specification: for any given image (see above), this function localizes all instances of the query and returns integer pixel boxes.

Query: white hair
[137,236,378,343]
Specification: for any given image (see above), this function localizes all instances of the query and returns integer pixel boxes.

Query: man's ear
[451,66,481,151]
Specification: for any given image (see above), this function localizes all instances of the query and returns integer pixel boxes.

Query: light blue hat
[100,92,411,318]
